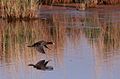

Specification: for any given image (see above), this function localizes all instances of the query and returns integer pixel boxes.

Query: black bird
[28,60,53,71]
[27,40,55,54]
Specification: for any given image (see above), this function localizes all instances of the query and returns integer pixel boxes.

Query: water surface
[0,6,120,79]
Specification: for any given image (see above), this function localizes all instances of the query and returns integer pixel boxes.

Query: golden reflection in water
[52,14,67,66]
[0,19,67,68]
[0,11,120,79]
[52,13,83,47]
[85,12,120,79]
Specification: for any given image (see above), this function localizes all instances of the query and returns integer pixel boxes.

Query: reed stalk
[0,0,38,21]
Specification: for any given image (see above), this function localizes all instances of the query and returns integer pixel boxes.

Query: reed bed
[0,0,101,22]
[0,0,38,21]
[0,0,98,21]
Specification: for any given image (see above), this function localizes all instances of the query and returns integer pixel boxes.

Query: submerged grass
[0,0,39,21]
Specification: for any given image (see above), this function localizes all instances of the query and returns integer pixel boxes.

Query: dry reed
[0,0,98,21]
[0,0,39,21]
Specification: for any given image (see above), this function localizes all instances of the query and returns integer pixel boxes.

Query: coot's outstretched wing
[44,45,50,49]
[44,60,50,67]
[36,46,46,54]
[35,60,45,67]
[27,41,44,47]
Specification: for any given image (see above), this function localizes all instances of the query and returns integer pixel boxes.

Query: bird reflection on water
[28,60,53,71]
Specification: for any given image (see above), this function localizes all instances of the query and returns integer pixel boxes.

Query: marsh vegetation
[0,0,119,21]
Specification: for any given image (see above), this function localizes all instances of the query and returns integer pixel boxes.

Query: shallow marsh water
[0,6,120,79]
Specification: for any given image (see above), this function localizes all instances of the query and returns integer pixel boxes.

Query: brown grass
[0,0,38,21]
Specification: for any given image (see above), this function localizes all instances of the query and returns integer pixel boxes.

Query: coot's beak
[53,42,55,45]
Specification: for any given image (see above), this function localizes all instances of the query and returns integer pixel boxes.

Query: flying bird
[28,60,53,70]
[27,40,55,54]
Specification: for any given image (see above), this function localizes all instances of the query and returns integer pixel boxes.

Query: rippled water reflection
[0,7,120,79]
